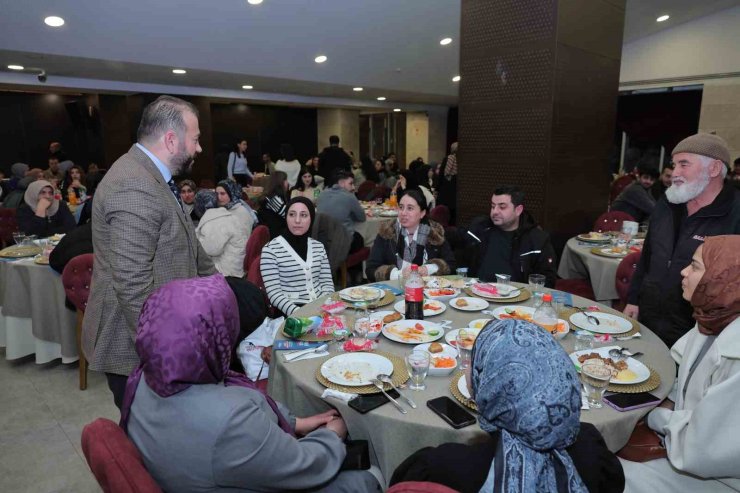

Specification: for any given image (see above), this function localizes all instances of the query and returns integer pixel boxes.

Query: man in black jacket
[625,133,740,347]
[611,167,658,222]
[317,135,352,188]
[467,186,557,287]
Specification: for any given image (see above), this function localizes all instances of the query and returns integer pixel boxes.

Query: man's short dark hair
[734,157,740,166]
[48,154,60,162]
[335,170,354,182]
[137,95,199,144]
[663,163,675,171]
[493,185,525,207]
[329,135,340,145]
[639,167,660,180]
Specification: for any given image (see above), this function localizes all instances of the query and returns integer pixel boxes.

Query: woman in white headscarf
[16,180,76,236]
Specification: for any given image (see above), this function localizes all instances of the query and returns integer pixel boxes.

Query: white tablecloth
[558,237,622,302]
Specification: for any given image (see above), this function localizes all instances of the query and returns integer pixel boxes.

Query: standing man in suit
[82,95,215,408]
[318,135,352,188]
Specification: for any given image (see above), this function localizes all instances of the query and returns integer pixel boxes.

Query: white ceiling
[0,0,736,107]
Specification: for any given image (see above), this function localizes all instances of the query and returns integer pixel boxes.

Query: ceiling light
[247,0,263,4]
[452,75,461,82]
[242,85,253,89]
[377,97,386,101]
[353,87,363,92]
[7,65,24,70]
[44,16,65,27]
[314,55,327,63]
[393,108,402,112]
[656,14,670,22]
[172,69,187,74]
[440,37,452,46]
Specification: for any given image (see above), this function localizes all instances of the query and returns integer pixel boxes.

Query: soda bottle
[283,316,321,338]
[533,293,558,334]
[404,264,424,320]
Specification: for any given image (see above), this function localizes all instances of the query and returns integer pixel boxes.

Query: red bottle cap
[411,264,418,271]
[542,294,553,302]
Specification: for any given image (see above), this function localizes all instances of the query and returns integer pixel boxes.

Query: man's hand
[35,197,52,217]
[260,346,272,364]
[325,416,348,440]
[401,265,429,278]
[295,409,340,436]
[623,304,639,320]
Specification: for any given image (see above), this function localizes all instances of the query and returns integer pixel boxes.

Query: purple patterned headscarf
[119,273,293,435]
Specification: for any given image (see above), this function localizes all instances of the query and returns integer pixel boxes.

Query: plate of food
[569,311,632,335]
[320,353,394,387]
[382,320,445,344]
[445,328,481,348]
[592,246,628,258]
[415,342,458,376]
[394,299,447,317]
[0,245,42,258]
[471,283,521,300]
[490,306,536,321]
[338,286,384,303]
[424,287,459,301]
[449,296,489,311]
[423,276,452,288]
[569,347,650,385]
[33,255,50,265]
[577,232,611,243]
[468,318,493,329]
[380,209,399,217]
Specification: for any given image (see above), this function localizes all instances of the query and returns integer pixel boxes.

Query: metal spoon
[565,304,601,325]
[370,379,407,414]
[377,374,417,409]
[608,348,644,360]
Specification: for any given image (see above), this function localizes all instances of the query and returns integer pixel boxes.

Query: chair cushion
[387,481,460,493]
[346,247,370,268]
[429,205,451,227]
[81,418,162,493]
[244,225,271,274]
[61,253,95,312]
[555,279,596,301]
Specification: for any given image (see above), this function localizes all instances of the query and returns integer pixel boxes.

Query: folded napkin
[369,283,402,296]
[322,388,358,403]
[274,340,325,351]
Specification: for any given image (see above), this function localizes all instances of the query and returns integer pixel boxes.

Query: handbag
[617,420,667,462]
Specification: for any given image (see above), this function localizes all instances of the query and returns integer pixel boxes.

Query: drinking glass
[456,267,469,283]
[456,329,475,370]
[495,273,511,286]
[405,350,430,391]
[12,232,25,245]
[22,235,37,246]
[528,274,546,306]
[574,330,594,352]
[581,362,613,408]
[351,303,369,346]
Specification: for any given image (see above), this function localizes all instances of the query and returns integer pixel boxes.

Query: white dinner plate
[490,306,536,321]
[382,320,445,344]
[468,318,493,330]
[415,342,458,376]
[569,311,632,335]
[595,247,628,258]
[424,287,460,301]
[457,373,472,400]
[471,283,521,300]
[380,210,399,217]
[569,346,650,385]
[338,286,384,303]
[449,297,489,311]
[577,233,610,243]
[394,299,446,317]
[445,328,482,348]
[320,353,394,387]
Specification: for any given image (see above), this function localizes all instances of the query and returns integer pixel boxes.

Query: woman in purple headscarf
[120,273,381,493]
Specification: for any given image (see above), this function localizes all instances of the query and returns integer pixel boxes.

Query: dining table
[268,279,676,482]
[355,202,397,247]
[0,256,78,363]
[558,236,629,302]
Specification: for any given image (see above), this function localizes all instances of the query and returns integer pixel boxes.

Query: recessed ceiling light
[377,97,386,101]
[7,65,24,70]
[452,75,461,82]
[44,16,65,27]
[440,37,452,46]
[172,69,187,74]
[656,14,670,22]
[353,87,363,92]
[393,108,402,112]
[314,55,327,63]
[242,85,253,89]
[247,0,263,4]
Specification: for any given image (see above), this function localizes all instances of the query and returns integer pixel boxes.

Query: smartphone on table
[603,392,661,412]
[427,396,477,428]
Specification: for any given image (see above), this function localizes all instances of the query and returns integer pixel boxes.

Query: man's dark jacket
[317,145,352,187]
[466,211,558,288]
[627,183,740,347]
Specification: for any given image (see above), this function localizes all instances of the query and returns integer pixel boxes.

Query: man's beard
[171,144,196,176]
[665,167,710,204]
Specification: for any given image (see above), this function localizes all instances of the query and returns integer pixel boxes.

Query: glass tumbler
[580,362,613,408]
[405,350,430,391]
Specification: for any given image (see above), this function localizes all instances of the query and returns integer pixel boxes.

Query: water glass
[581,362,613,408]
[574,330,594,352]
[22,235,37,246]
[456,267,469,282]
[495,273,511,286]
[405,350,430,391]
[528,274,545,292]
[456,329,475,370]
[12,232,25,245]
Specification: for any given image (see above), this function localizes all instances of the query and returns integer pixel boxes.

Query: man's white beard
[665,168,710,204]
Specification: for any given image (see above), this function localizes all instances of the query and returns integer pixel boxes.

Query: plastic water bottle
[533,293,558,334]
[404,264,424,320]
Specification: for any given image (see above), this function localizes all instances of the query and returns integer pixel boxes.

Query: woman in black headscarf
[260,197,334,316]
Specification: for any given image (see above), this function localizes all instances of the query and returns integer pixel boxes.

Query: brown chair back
[593,211,635,233]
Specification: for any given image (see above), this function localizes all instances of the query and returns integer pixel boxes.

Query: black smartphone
[348,389,400,414]
[340,440,371,471]
[427,396,477,428]
[603,392,662,412]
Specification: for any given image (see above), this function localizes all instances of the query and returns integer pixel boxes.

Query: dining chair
[609,175,635,206]
[593,211,635,233]
[243,225,270,276]
[0,207,18,248]
[555,278,596,302]
[61,253,94,390]
[615,251,642,311]
[356,180,377,201]
[386,481,459,493]
[81,418,162,493]
[340,247,370,289]
[429,204,451,227]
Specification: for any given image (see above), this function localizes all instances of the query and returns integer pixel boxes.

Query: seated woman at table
[258,170,289,238]
[392,169,435,209]
[366,189,455,282]
[178,179,198,222]
[60,165,87,202]
[261,197,334,317]
[16,180,76,237]
[122,274,381,493]
[390,318,624,493]
[290,166,319,202]
[620,235,740,493]
[195,181,253,278]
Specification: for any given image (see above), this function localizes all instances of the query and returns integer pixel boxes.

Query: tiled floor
[0,350,118,493]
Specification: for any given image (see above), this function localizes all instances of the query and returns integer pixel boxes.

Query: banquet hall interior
[1,0,740,491]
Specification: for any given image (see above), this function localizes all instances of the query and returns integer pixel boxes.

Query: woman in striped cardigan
[260,197,334,316]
